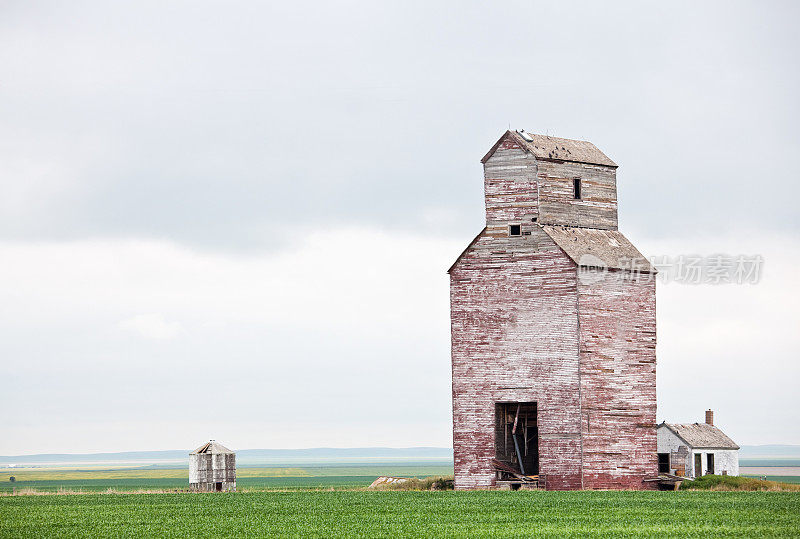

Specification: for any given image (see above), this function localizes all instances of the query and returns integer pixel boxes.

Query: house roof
[542,226,654,273]
[660,423,740,450]
[481,130,617,167]
[191,441,234,454]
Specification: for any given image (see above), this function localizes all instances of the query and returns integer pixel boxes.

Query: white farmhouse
[657,410,739,478]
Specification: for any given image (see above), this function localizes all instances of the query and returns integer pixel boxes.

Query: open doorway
[215,482,223,492]
[495,402,539,480]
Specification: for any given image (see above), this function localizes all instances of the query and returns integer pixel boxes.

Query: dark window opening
[695,453,702,476]
[573,178,582,199]
[215,482,222,492]
[509,224,521,236]
[531,217,538,223]
[707,453,715,475]
[658,453,670,474]
[495,402,539,479]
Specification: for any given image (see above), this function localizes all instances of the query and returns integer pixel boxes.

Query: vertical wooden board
[577,270,657,489]
[451,228,582,489]
[451,133,653,490]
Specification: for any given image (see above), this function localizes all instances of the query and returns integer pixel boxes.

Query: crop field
[0,465,453,493]
[2,490,800,537]
[740,459,800,467]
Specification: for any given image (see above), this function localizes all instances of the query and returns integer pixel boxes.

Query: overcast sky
[1,1,798,455]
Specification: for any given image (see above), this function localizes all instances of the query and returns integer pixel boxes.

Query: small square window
[509,224,521,236]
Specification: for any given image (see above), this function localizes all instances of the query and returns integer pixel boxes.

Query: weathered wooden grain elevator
[449,130,657,490]
[189,440,236,492]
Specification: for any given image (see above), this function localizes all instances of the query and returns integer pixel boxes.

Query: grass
[0,466,454,493]
[370,475,454,490]
[0,467,309,481]
[743,476,800,485]
[0,476,377,493]
[681,474,800,491]
[1,490,799,537]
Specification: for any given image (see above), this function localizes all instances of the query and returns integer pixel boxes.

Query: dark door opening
[694,454,702,477]
[707,453,715,475]
[495,402,539,479]
[215,482,222,492]
[658,453,670,474]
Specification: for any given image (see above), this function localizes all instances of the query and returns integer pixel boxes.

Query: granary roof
[191,441,234,454]
[542,226,655,273]
[481,130,617,167]
[447,227,486,274]
[659,423,740,450]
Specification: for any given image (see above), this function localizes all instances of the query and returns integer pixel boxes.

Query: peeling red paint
[450,132,657,490]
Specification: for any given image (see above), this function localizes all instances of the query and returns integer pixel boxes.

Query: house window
[707,453,715,475]
[509,224,521,236]
[573,178,582,199]
[658,453,670,474]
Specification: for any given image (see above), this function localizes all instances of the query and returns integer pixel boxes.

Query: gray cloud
[1,1,798,249]
[2,1,800,454]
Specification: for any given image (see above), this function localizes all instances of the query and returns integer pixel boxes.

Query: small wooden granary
[449,130,658,490]
[189,440,236,492]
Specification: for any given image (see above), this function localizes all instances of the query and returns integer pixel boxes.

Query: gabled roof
[481,130,617,167]
[447,227,486,274]
[542,226,654,273]
[659,423,740,450]
[191,441,234,454]
[447,226,652,274]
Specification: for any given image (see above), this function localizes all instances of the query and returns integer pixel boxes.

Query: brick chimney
[705,409,714,426]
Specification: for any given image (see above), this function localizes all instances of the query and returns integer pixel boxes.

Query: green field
[740,459,800,467]
[2,491,799,537]
[0,466,453,493]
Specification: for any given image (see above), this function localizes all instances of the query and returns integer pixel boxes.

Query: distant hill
[739,445,800,458]
[1,447,454,466]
